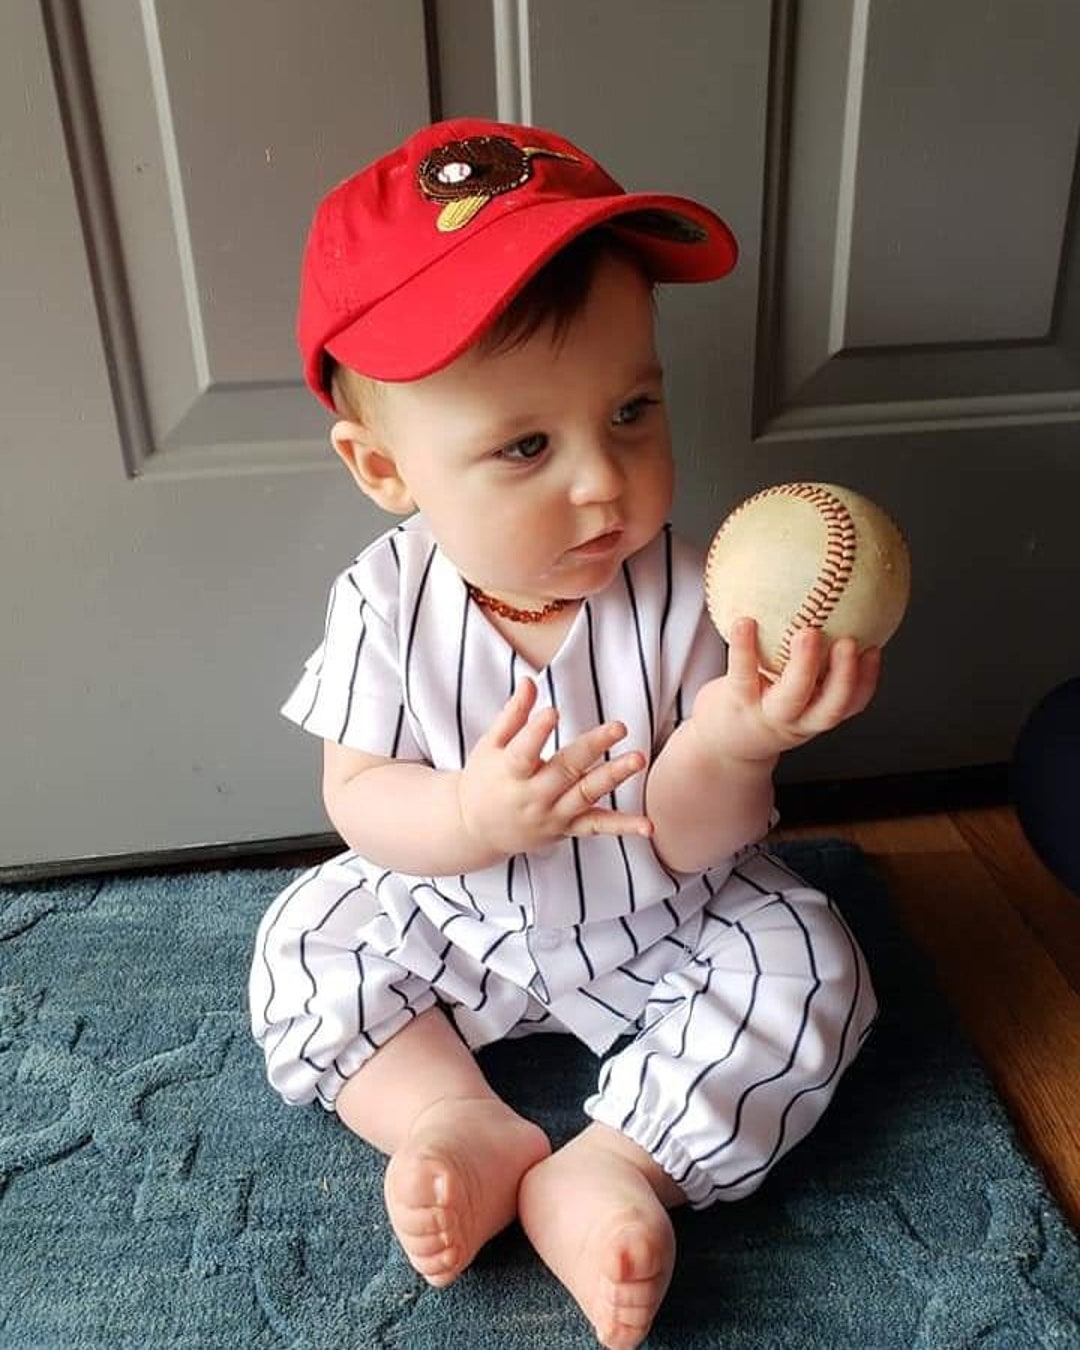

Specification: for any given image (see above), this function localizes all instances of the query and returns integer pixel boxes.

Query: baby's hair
[482,225,651,356]
[328,361,380,426]
[326,226,652,422]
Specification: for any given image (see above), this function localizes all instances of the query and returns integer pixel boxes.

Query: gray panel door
[521,0,1080,785]
[2,0,434,869]
[3,0,1078,870]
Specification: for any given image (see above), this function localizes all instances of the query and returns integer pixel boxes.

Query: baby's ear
[330,421,415,514]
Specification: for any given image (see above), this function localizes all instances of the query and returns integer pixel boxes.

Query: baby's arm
[324,676,652,875]
[646,618,880,873]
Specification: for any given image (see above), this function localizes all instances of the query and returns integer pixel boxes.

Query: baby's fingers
[850,646,883,713]
[487,677,538,748]
[763,627,824,722]
[548,720,633,790]
[791,639,880,734]
[813,642,881,725]
[725,617,767,689]
[503,702,560,774]
[802,636,862,727]
[557,748,648,818]
[566,807,654,840]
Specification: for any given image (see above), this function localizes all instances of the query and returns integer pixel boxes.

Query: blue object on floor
[1,841,1079,1349]
[1013,676,1080,898]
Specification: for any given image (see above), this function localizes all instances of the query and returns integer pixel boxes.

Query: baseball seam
[710,483,856,669]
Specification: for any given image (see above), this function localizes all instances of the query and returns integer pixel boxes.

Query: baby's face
[370,253,674,609]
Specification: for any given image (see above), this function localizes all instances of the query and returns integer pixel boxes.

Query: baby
[250,118,880,1350]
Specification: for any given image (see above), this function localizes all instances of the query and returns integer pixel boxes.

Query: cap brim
[324,192,737,384]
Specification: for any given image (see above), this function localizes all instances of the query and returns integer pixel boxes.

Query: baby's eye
[612,395,660,427]
[497,432,548,462]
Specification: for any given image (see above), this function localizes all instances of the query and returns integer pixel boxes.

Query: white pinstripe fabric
[584,847,876,1207]
[250,516,877,1203]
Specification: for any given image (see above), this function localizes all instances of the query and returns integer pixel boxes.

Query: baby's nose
[568,445,623,505]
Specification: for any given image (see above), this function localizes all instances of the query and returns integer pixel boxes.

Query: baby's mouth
[568,528,624,558]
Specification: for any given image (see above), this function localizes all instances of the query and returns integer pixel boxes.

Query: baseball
[704,482,911,677]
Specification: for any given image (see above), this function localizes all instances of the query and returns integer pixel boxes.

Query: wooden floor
[775,806,1080,1230]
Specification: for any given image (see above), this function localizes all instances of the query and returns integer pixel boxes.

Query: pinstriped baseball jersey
[277,514,737,1054]
[255,514,877,1197]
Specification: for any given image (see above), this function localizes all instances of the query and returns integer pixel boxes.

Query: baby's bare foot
[518,1129,677,1350]
[384,1096,550,1287]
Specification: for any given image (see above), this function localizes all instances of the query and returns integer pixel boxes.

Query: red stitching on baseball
[709,483,856,670]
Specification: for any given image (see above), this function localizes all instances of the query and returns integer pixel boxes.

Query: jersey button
[533,929,564,952]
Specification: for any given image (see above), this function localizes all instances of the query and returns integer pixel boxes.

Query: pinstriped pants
[585,849,876,1207]
[250,847,876,1209]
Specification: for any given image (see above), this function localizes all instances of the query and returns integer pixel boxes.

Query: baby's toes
[385,1152,467,1285]
[591,1221,674,1350]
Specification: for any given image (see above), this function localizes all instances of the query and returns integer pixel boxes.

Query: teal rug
[2,841,1078,1349]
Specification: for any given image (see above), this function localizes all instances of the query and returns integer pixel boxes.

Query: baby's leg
[588,854,876,1209]
[518,1120,681,1350]
[337,1006,551,1287]
[519,849,876,1348]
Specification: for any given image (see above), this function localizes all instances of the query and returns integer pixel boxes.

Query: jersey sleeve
[653,534,729,749]
[656,608,728,746]
[280,568,424,760]
[672,607,729,721]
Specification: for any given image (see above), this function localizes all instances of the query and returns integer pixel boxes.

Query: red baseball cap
[297,118,739,410]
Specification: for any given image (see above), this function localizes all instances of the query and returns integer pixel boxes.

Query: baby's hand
[458,677,653,858]
[692,617,881,765]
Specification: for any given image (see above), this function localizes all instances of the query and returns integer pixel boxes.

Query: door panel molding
[755,0,1080,440]
[492,0,532,123]
[47,0,435,482]
[42,0,153,478]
